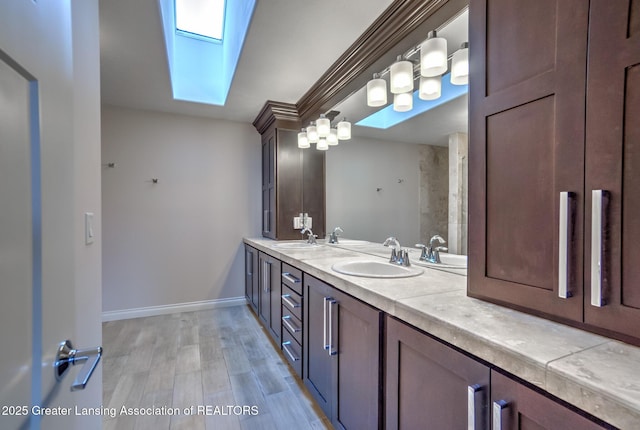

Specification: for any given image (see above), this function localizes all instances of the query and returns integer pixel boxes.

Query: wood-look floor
[102,305,331,430]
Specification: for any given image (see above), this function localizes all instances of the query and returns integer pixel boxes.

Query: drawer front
[281,308,303,345]
[282,328,302,377]
[281,264,303,295]
[282,284,303,321]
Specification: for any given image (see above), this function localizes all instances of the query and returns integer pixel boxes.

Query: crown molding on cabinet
[252,100,301,134]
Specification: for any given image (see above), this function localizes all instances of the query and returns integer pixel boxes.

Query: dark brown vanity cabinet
[304,275,381,430]
[254,102,326,241]
[258,251,282,343]
[245,245,259,313]
[386,316,490,430]
[490,371,607,430]
[469,0,640,343]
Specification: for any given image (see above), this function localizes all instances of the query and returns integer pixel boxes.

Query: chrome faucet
[416,235,447,263]
[383,237,411,266]
[328,227,343,244]
[301,227,318,245]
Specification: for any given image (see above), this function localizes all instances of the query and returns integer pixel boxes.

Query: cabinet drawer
[282,285,303,321]
[281,264,303,295]
[282,328,302,377]
[281,309,303,345]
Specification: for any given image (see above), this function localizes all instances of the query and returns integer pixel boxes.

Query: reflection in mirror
[323,9,469,254]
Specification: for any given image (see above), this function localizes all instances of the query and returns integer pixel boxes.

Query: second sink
[332,260,423,279]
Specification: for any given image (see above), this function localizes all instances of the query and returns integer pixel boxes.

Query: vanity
[244,238,639,429]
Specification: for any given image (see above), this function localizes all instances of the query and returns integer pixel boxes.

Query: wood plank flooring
[102,305,331,430]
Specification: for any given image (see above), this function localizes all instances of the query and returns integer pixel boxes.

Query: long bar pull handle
[492,400,508,430]
[467,384,482,430]
[282,294,301,309]
[282,341,300,362]
[328,299,337,356]
[323,297,329,350]
[263,210,269,232]
[282,272,301,284]
[264,261,271,293]
[282,315,301,333]
[591,190,609,307]
[558,191,575,299]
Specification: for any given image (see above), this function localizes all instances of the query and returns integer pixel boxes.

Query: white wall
[326,137,421,245]
[101,106,261,313]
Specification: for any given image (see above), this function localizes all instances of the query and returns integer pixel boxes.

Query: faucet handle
[415,244,429,261]
[401,249,411,266]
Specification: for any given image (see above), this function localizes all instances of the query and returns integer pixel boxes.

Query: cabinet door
[490,371,606,429]
[386,317,489,430]
[303,275,333,417]
[245,245,258,313]
[331,287,381,430]
[584,0,640,341]
[468,0,590,321]
[262,133,275,238]
[258,252,281,342]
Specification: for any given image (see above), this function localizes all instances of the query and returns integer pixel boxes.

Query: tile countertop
[244,238,640,429]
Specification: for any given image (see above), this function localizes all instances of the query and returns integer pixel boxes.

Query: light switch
[85,212,95,245]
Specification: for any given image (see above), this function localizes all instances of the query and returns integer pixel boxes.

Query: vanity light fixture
[316,137,329,151]
[307,121,319,143]
[419,75,442,100]
[390,56,414,94]
[327,128,339,146]
[420,31,448,77]
[393,91,413,112]
[367,73,388,107]
[337,118,351,140]
[451,42,469,85]
[316,114,331,138]
[297,128,310,148]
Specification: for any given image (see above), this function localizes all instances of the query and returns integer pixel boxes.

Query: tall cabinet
[253,101,326,240]
[469,0,640,344]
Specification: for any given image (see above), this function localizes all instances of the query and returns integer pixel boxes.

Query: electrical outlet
[293,216,304,229]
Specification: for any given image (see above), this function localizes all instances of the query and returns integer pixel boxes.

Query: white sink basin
[272,242,322,250]
[415,253,467,269]
[332,260,423,278]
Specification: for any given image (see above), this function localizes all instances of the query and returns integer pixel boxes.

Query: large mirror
[321,8,469,254]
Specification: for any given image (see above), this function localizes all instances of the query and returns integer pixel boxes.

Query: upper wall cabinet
[254,102,326,240]
[469,0,640,344]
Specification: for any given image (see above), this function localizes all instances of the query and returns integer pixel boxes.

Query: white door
[0,1,102,429]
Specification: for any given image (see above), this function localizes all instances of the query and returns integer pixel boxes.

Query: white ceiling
[99,0,394,123]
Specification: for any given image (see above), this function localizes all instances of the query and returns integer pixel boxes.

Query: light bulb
[327,128,339,146]
[337,119,351,140]
[367,74,387,107]
[316,138,329,151]
[451,42,469,85]
[390,56,414,94]
[393,92,413,112]
[297,129,309,148]
[420,31,448,77]
[419,76,441,100]
[317,114,330,138]
[307,122,318,143]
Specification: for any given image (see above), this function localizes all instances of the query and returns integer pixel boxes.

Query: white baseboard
[102,296,248,322]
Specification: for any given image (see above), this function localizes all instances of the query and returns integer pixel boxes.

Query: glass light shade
[307,122,319,143]
[316,115,330,138]
[420,34,448,77]
[327,128,339,146]
[393,92,413,112]
[316,138,329,151]
[451,43,469,85]
[297,129,310,148]
[389,58,414,94]
[367,76,387,107]
[337,119,351,140]
[419,76,442,100]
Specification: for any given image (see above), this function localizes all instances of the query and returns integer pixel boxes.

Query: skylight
[175,0,226,41]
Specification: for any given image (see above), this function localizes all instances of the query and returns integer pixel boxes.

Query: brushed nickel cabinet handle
[492,400,508,430]
[282,272,301,284]
[467,384,483,430]
[591,190,609,307]
[328,299,337,356]
[282,315,301,333]
[323,297,329,350]
[282,294,301,309]
[282,341,300,362]
[558,191,575,299]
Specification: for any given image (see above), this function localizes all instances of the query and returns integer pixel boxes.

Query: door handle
[492,400,508,430]
[558,191,575,298]
[328,299,337,356]
[54,340,102,391]
[591,190,609,307]
[467,384,483,430]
